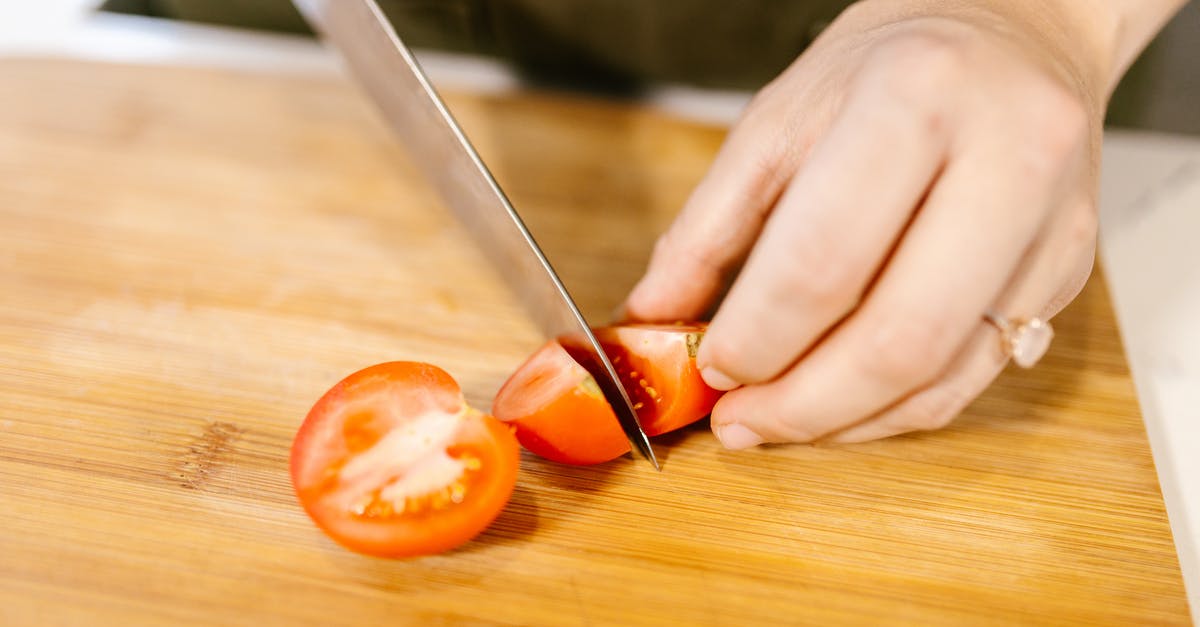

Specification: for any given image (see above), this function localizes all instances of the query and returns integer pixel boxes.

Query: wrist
[946,0,1120,108]
[1029,0,1188,97]
[1100,0,1189,91]
[840,0,1183,107]
[948,0,1186,98]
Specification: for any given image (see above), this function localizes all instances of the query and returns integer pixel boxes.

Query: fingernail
[701,366,741,391]
[716,423,763,450]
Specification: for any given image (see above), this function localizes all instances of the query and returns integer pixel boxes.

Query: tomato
[492,323,722,465]
[491,340,632,465]
[594,323,723,436]
[290,362,519,558]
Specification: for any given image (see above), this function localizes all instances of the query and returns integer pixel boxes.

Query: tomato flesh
[492,341,631,465]
[595,323,723,436]
[493,322,723,465]
[290,361,519,557]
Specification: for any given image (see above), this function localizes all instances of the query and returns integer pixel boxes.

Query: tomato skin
[290,362,519,558]
[493,323,723,465]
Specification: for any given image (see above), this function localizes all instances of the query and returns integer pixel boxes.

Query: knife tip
[636,440,661,471]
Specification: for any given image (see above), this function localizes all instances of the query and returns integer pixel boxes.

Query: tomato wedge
[492,322,723,465]
[290,362,519,558]
[594,323,724,436]
[492,341,631,465]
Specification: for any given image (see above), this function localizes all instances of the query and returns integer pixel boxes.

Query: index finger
[622,99,811,322]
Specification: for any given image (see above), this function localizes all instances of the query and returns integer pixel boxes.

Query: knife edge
[295,0,659,469]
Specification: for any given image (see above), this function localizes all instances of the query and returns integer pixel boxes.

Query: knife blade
[293,0,659,469]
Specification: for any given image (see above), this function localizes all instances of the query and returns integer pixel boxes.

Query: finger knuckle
[853,32,967,141]
[773,236,858,310]
[1065,201,1099,249]
[858,314,951,386]
[1018,85,1089,174]
[764,412,825,444]
[898,389,965,432]
[653,228,723,280]
[714,396,824,444]
[676,150,793,256]
[743,148,797,208]
[730,81,804,158]
[873,30,969,100]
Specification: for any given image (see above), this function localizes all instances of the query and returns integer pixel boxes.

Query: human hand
[622,0,1128,447]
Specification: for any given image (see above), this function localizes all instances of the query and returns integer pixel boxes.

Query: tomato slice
[594,323,723,437]
[491,341,631,465]
[492,322,723,465]
[290,362,519,558]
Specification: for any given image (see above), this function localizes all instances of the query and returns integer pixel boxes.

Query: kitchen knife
[293,0,659,469]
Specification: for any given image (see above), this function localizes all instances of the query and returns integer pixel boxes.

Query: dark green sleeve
[101,0,849,90]
[102,0,1199,134]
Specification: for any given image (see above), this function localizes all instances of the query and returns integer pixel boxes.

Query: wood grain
[0,58,1188,625]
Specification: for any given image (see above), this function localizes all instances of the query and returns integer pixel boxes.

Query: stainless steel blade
[294,0,658,469]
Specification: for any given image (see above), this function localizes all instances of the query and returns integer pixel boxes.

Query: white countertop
[1099,131,1200,618]
[3,2,1197,619]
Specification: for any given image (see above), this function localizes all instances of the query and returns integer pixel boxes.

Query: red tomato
[492,323,722,465]
[290,362,519,558]
[594,323,723,436]
[491,340,631,465]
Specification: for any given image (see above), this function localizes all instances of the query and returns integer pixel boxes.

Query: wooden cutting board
[0,58,1188,625]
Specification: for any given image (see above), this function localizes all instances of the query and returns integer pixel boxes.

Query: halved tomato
[492,322,722,465]
[290,362,519,558]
